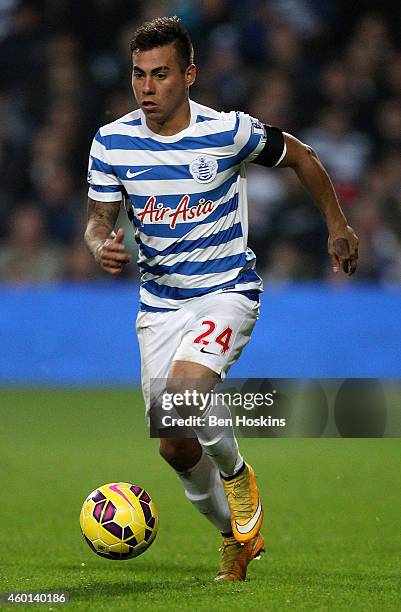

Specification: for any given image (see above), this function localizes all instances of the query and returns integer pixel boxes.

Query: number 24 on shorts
[193,320,233,354]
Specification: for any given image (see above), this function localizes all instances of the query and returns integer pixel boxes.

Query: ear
[185,64,196,87]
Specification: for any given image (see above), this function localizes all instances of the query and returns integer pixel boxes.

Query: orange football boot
[215,532,265,581]
[221,462,263,542]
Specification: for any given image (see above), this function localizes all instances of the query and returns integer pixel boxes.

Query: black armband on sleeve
[253,126,286,168]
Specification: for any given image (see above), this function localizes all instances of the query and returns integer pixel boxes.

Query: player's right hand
[95,228,131,275]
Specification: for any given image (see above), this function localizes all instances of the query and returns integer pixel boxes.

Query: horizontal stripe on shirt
[142,268,261,301]
[138,222,243,258]
[139,252,247,277]
[95,129,234,152]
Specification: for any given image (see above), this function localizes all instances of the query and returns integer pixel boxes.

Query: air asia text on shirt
[137,195,215,229]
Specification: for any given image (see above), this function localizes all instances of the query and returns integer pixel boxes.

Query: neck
[145,98,191,136]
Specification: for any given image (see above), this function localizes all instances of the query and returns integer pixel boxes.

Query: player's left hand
[328,224,359,276]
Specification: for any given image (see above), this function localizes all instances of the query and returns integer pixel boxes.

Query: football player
[85,16,358,581]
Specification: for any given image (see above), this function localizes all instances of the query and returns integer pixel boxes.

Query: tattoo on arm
[85,198,121,258]
[87,198,120,228]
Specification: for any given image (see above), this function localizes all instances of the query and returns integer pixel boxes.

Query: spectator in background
[248,70,297,131]
[347,155,401,282]
[249,168,327,279]
[36,166,81,245]
[300,107,371,205]
[63,240,102,281]
[0,205,65,283]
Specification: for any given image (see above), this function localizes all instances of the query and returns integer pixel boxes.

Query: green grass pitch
[1,389,400,611]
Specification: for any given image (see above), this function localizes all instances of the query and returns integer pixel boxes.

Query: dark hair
[130,16,194,72]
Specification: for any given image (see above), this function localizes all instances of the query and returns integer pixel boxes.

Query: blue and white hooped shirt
[88,100,279,311]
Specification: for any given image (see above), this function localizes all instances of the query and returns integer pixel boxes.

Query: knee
[159,438,190,467]
[167,361,218,396]
[159,437,201,471]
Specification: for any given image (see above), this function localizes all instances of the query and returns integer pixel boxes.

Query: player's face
[132,43,196,129]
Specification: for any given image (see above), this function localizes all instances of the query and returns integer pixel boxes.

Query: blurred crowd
[0,0,400,284]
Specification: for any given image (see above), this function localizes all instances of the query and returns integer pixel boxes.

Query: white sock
[176,451,231,534]
[191,397,244,478]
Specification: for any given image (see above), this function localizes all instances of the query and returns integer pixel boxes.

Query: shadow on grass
[56,561,215,602]
[68,577,212,603]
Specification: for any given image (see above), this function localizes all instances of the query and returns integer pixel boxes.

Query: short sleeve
[87,130,123,202]
[232,112,267,165]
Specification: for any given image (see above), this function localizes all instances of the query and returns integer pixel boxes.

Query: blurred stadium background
[0,0,400,384]
[2,7,400,606]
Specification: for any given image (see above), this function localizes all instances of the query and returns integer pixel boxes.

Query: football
[80,482,159,560]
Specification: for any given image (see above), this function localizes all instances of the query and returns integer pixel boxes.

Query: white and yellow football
[80,482,159,560]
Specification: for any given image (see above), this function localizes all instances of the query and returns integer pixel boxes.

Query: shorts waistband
[139,303,178,313]
[230,290,260,302]
[140,289,259,313]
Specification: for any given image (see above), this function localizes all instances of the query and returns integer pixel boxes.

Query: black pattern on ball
[84,535,98,553]
[104,521,123,539]
[92,491,106,503]
[146,516,155,528]
[125,535,138,547]
[140,500,152,523]
[140,490,151,503]
[144,528,152,542]
[108,550,122,560]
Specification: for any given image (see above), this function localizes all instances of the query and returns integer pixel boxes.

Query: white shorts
[136,292,259,415]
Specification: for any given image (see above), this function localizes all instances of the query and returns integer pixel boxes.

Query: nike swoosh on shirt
[200,347,219,356]
[235,499,262,535]
[126,168,152,179]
